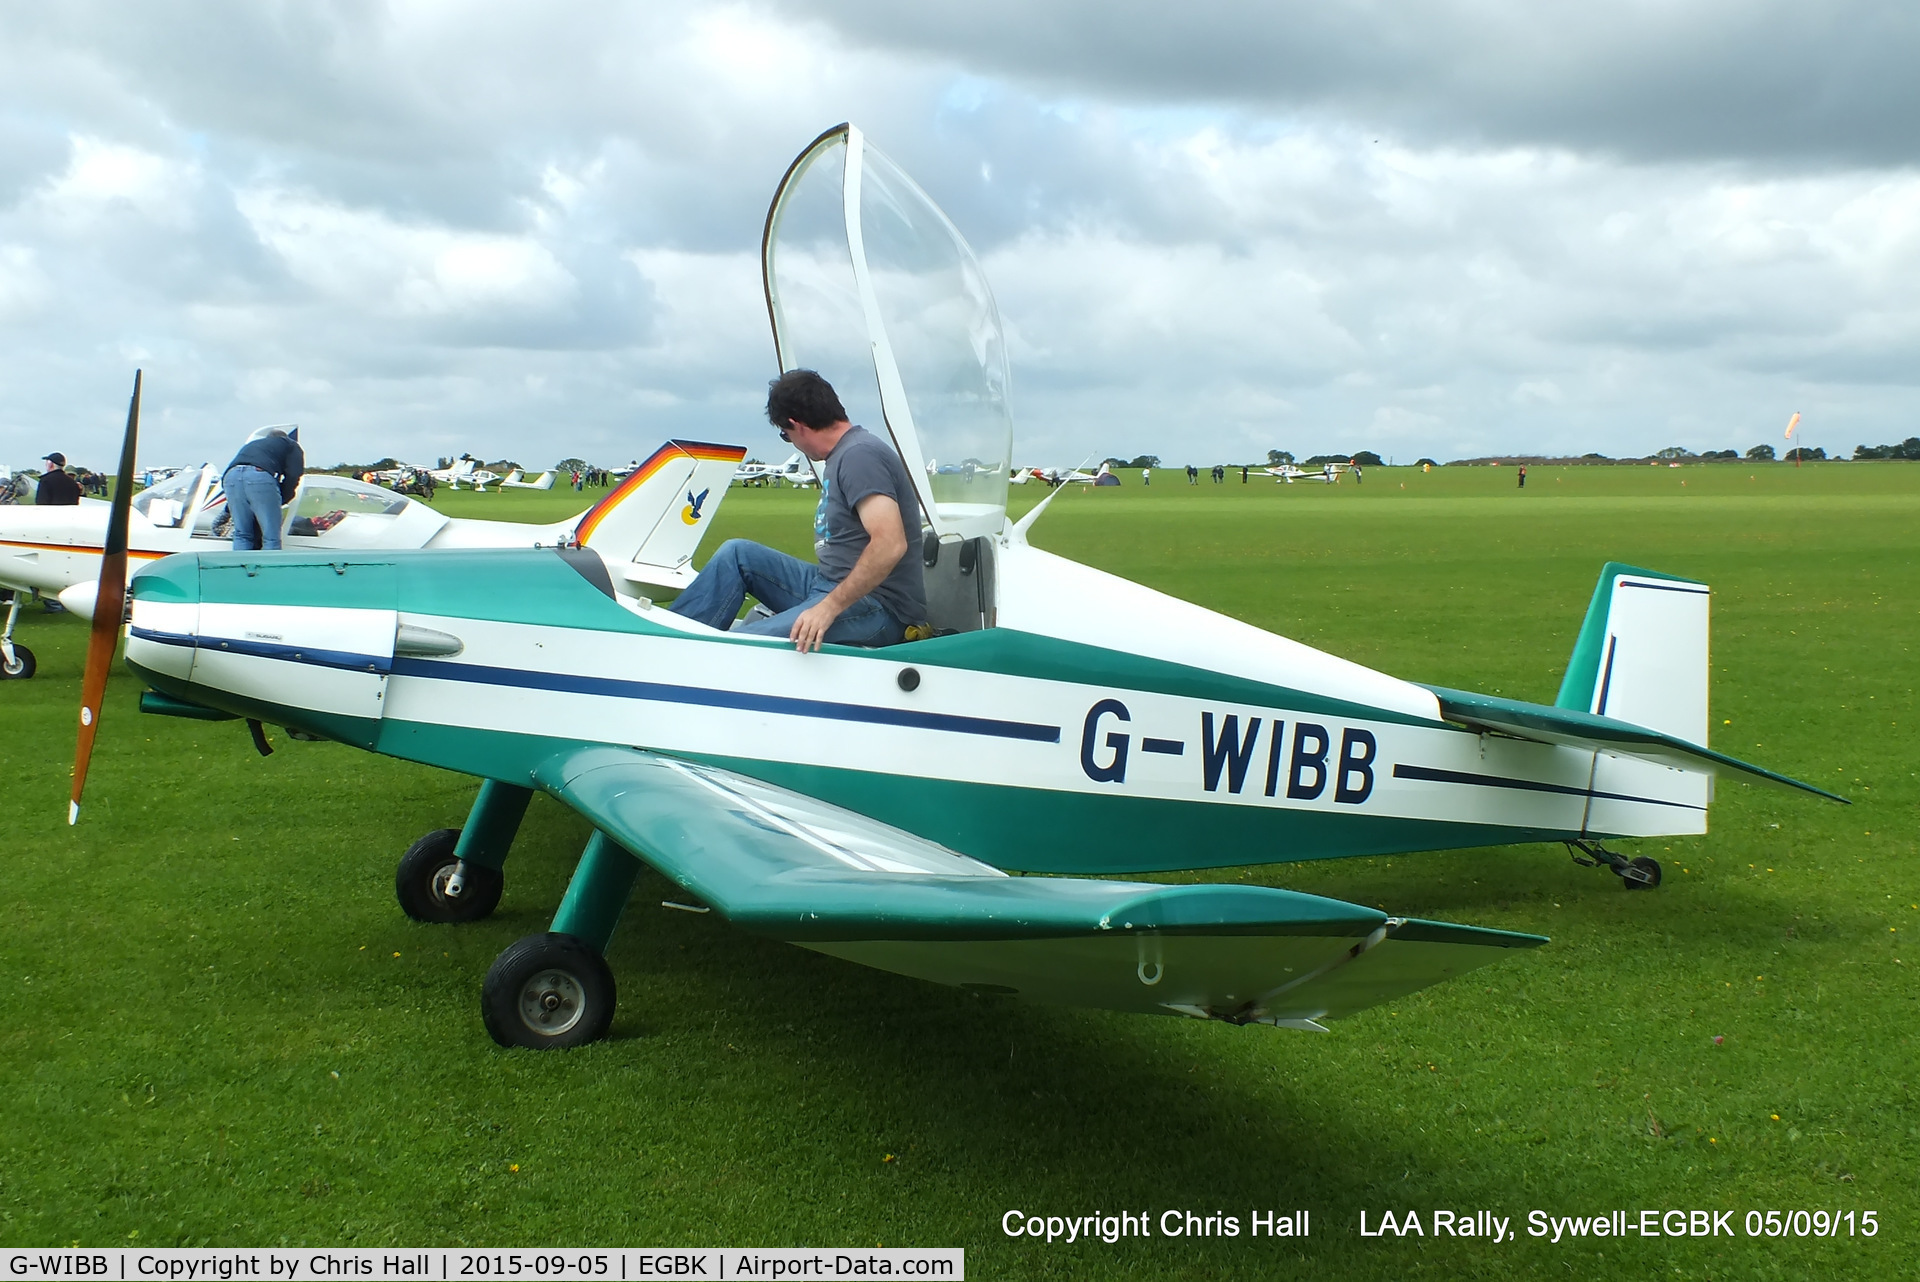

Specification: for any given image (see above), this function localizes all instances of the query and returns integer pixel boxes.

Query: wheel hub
[430,862,466,903]
[518,969,585,1035]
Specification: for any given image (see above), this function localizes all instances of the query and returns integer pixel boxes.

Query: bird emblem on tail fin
[680,487,710,525]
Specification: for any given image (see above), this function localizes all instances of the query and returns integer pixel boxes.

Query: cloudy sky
[2,1,1916,472]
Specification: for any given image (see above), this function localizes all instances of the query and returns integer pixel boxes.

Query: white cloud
[29,136,198,230]
[0,245,50,319]
[237,188,577,318]
[624,246,770,385]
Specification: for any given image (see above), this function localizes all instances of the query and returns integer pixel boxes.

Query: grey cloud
[774,0,1920,166]
[0,2,1911,473]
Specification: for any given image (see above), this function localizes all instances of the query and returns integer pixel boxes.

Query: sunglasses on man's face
[779,426,795,443]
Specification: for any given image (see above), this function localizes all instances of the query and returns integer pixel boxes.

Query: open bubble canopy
[762,125,1013,541]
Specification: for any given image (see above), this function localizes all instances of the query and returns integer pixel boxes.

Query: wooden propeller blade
[70,369,142,825]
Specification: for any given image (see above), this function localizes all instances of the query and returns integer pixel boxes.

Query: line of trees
[1097,439,1919,469]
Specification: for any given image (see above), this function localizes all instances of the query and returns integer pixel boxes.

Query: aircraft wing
[1422,685,1846,803]
[531,746,1545,1027]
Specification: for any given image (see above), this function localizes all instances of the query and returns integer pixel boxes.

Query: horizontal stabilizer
[534,747,1545,1027]
[1424,685,1846,803]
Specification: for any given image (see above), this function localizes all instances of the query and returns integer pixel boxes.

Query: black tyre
[1623,856,1662,890]
[395,828,503,923]
[0,644,34,680]
[482,933,617,1049]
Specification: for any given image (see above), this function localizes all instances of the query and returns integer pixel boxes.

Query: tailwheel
[1622,856,1662,890]
[1,643,35,680]
[1567,839,1663,891]
[482,933,616,1049]
[395,828,503,923]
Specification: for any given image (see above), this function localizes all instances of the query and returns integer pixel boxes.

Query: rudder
[1556,562,1709,745]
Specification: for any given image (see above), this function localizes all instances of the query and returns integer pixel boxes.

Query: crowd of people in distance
[347,467,438,498]
[2,452,106,505]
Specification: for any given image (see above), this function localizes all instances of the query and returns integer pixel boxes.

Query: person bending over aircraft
[669,369,926,652]
[35,453,82,506]
[221,424,304,551]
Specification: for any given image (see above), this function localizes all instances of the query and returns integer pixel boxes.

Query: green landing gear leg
[482,831,638,1048]
[395,780,534,923]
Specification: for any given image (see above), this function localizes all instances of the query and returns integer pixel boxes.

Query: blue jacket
[224,435,305,503]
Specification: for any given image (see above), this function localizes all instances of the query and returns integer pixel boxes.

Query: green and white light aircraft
[79,126,1841,1049]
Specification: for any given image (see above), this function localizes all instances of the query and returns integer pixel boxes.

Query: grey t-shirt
[814,426,927,624]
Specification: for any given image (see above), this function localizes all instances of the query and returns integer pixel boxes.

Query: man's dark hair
[766,369,848,431]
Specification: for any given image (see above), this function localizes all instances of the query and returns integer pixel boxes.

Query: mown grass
[0,462,1913,1278]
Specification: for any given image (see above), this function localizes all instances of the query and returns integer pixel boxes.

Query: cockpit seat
[917,530,995,637]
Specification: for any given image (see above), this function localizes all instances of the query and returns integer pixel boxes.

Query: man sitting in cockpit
[669,370,926,651]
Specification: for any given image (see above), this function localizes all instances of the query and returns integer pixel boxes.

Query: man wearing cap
[221,425,304,551]
[669,369,926,651]
[35,453,82,506]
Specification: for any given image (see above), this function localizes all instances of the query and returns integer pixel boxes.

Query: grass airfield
[1,461,1914,1278]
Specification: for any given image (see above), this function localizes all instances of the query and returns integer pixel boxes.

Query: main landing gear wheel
[482,933,616,1049]
[1,644,34,680]
[395,828,503,923]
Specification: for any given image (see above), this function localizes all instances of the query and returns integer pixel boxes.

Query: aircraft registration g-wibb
[87,124,1841,1051]
[0,439,743,680]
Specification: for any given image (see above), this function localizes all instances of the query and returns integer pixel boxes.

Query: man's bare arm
[789,493,907,652]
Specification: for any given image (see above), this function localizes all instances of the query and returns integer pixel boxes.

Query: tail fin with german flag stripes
[572,441,746,591]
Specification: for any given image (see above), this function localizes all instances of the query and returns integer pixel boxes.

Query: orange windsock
[1784,411,1801,440]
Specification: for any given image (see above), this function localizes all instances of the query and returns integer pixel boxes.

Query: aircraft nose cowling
[125,555,200,682]
[126,552,399,749]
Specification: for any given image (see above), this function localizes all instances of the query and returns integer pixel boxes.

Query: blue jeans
[669,539,905,646]
[225,466,286,551]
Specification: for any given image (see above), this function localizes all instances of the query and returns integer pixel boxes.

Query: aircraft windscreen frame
[763,124,1013,540]
[763,130,884,484]
[130,467,204,527]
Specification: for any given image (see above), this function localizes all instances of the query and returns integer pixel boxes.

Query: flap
[1423,685,1846,804]
[532,746,1546,1025]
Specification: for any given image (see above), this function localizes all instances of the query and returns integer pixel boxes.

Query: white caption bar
[1,1249,963,1282]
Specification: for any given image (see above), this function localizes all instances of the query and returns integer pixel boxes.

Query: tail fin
[573,440,746,586]
[527,470,554,490]
[1556,563,1709,744]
